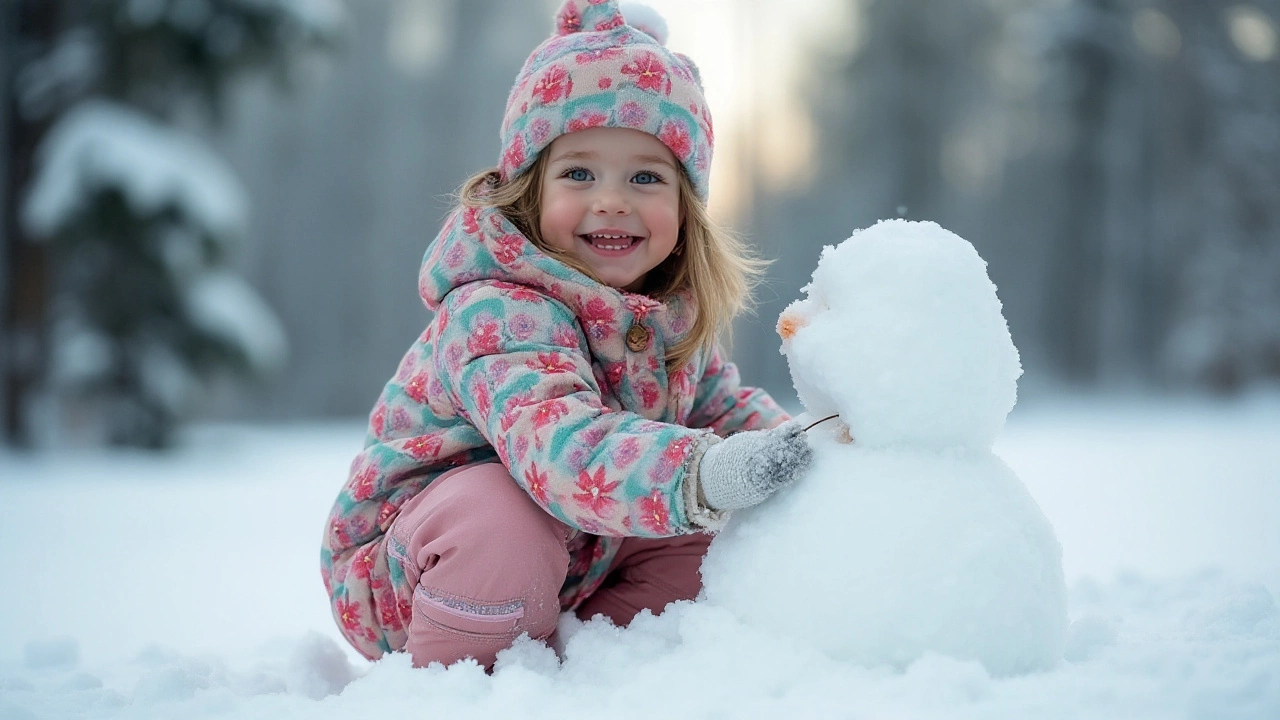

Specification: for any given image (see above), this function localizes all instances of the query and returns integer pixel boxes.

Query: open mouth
[580,232,643,251]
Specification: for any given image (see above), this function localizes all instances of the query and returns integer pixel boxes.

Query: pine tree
[6,0,341,448]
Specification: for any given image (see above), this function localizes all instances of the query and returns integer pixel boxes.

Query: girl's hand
[697,421,814,512]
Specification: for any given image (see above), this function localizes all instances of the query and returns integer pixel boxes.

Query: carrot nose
[777,312,808,340]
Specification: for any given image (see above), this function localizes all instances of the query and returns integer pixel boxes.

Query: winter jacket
[321,204,787,659]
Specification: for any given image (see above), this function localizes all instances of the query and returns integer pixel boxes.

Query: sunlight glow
[638,0,845,220]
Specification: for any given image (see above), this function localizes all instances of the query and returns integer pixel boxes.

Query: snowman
[700,219,1068,677]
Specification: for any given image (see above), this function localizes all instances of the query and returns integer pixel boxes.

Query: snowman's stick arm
[804,414,841,432]
[803,414,855,444]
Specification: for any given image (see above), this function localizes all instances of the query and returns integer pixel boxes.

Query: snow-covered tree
[1159,0,1280,390]
[6,0,342,448]
[214,0,551,420]
[971,0,1279,390]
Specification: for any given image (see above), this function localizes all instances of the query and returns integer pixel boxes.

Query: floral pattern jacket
[321,204,787,659]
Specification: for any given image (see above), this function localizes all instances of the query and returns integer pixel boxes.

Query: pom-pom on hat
[498,0,714,200]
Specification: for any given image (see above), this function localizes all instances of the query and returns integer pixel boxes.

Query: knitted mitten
[697,421,813,512]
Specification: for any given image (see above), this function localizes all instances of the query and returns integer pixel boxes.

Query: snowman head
[778,220,1022,450]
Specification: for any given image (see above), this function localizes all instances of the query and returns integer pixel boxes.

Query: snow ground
[1,394,1277,719]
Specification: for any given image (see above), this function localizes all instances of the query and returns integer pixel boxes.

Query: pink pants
[387,462,713,668]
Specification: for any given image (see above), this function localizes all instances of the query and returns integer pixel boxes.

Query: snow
[1,220,1274,716]
[996,395,1280,590]
[22,101,248,244]
[48,317,113,388]
[185,271,289,374]
[15,29,97,119]
[708,221,1062,676]
[0,397,1278,718]
[137,341,199,415]
[703,434,1067,676]
[779,220,1022,450]
[235,0,347,35]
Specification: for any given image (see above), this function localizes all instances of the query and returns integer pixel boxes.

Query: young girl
[321,0,812,669]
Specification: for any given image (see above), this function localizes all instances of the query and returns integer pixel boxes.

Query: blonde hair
[458,152,768,371]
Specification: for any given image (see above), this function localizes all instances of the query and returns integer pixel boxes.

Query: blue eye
[564,167,593,182]
[633,171,663,185]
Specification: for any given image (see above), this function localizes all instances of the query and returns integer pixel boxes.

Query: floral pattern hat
[498,0,715,200]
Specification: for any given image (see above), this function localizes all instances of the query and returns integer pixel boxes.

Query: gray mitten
[697,421,814,512]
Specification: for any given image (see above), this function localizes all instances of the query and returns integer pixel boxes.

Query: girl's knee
[406,561,563,669]
[395,462,570,569]
[397,463,570,667]
[437,466,570,565]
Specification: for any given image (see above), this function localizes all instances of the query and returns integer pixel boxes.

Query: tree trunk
[1,0,59,448]
[1044,0,1118,382]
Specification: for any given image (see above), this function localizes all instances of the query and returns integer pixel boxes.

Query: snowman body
[700,220,1067,677]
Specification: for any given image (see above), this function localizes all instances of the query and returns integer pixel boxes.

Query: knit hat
[498,1,715,200]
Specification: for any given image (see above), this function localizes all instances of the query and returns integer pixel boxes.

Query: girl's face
[539,127,682,293]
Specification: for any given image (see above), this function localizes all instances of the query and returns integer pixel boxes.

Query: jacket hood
[418,204,697,346]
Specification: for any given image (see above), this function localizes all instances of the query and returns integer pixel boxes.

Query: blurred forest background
[2,0,1278,449]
